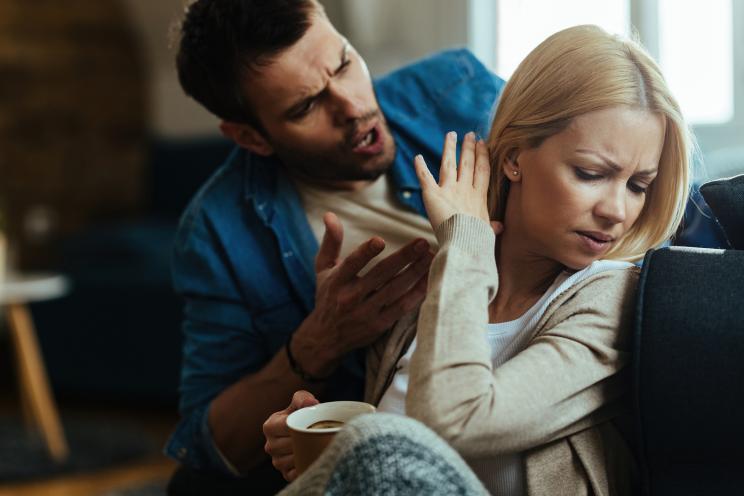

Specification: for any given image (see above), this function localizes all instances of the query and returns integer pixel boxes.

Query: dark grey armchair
[633,174,744,495]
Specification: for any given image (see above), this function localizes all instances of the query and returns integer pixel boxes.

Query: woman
[266,25,691,495]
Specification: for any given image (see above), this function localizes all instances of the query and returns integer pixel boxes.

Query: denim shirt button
[178,447,188,458]
[402,190,412,199]
[282,251,293,258]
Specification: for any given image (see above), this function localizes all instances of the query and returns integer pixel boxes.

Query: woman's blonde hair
[487,24,691,262]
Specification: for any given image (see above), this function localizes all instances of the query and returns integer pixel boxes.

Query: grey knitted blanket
[278,413,488,495]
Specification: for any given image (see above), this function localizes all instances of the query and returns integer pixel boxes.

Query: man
[165,0,503,493]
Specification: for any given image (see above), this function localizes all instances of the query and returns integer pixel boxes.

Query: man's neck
[287,169,380,192]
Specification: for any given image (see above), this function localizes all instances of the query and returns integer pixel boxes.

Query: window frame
[468,0,744,162]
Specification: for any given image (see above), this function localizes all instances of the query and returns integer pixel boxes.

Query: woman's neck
[489,229,565,323]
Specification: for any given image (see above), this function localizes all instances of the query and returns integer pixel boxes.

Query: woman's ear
[220,121,274,156]
[502,148,522,182]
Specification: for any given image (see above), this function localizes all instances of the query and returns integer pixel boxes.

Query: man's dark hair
[176,0,318,126]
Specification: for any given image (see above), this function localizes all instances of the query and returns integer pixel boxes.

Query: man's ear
[220,121,274,156]
[502,148,522,182]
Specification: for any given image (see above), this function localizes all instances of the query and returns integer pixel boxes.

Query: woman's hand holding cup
[263,390,319,482]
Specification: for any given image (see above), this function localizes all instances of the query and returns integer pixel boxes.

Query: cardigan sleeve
[405,214,638,458]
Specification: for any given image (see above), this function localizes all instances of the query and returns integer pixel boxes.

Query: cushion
[700,174,744,249]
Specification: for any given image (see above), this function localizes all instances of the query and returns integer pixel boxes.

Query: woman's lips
[576,231,613,254]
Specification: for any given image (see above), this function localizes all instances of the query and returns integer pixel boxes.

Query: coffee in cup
[286,401,375,475]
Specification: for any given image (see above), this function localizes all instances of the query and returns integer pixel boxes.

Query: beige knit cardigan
[365,214,639,495]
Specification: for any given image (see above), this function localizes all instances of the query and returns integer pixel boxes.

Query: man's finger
[315,212,344,272]
[334,236,386,282]
[358,238,429,294]
[366,251,432,309]
[378,270,429,325]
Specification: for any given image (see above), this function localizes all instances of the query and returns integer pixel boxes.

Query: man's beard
[272,111,396,184]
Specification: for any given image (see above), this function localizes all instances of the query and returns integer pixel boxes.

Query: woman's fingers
[414,154,437,191]
[457,132,476,185]
[473,139,491,192]
[272,453,295,476]
[285,467,298,482]
[439,131,458,187]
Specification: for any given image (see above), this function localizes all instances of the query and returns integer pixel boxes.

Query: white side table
[0,273,70,462]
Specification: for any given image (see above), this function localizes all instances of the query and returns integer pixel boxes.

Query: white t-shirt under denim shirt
[377,259,634,496]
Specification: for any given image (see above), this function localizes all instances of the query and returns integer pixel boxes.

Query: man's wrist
[289,316,340,379]
[285,333,333,383]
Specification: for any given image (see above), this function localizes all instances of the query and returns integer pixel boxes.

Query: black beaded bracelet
[285,334,331,383]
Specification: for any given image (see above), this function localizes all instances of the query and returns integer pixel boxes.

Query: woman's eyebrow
[575,149,657,176]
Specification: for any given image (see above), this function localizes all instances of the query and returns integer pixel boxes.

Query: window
[469,0,742,177]
[495,0,630,79]
[658,0,733,125]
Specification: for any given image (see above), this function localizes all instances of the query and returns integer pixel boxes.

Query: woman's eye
[628,182,648,194]
[574,168,602,181]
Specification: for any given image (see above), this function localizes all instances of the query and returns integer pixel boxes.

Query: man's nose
[328,82,364,125]
[595,184,627,224]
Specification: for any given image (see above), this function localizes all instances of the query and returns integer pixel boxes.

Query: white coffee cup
[286,401,375,474]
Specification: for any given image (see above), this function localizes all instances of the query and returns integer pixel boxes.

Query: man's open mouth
[351,123,384,154]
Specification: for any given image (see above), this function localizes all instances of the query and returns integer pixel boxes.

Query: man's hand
[263,390,319,481]
[414,131,491,231]
[291,212,433,377]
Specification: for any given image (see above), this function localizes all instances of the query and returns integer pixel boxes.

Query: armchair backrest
[633,246,744,495]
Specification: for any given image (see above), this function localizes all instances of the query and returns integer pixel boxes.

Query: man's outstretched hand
[290,212,433,378]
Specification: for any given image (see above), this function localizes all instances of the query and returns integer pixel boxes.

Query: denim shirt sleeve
[164,191,267,475]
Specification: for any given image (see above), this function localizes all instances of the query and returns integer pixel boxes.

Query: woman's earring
[512,170,519,176]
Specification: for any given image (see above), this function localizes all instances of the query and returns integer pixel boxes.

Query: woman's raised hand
[414,131,491,232]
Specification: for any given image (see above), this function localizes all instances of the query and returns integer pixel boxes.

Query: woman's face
[504,106,665,270]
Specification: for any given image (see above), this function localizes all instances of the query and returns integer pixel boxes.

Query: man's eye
[292,100,316,119]
[574,168,602,181]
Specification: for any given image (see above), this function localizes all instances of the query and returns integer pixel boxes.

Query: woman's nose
[595,185,627,224]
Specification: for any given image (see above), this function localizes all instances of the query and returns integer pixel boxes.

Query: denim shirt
[165,49,505,474]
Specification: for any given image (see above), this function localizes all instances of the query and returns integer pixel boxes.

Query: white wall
[342,0,469,76]
[119,0,471,138]
[122,0,220,138]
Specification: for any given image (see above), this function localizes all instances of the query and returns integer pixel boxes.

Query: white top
[377,259,633,495]
[294,174,438,274]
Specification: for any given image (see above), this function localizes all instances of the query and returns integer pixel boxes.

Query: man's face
[243,13,395,186]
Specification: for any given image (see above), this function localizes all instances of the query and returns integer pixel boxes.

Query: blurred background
[0,0,741,494]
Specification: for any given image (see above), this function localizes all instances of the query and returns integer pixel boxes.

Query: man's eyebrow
[575,149,657,176]
[284,42,350,118]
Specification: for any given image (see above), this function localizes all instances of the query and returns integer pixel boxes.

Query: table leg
[6,302,70,463]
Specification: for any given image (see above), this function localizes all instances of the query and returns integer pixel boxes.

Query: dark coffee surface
[307,420,344,429]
